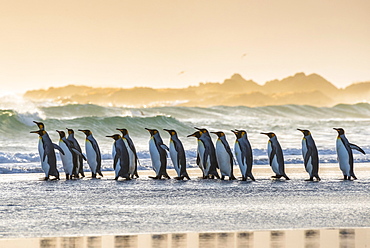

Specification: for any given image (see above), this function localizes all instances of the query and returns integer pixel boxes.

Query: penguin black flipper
[303,146,312,168]
[174,140,189,179]
[53,144,65,155]
[89,137,103,176]
[160,144,169,151]
[269,145,276,168]
[349,143,366,155]
[220,138,234,166]
[71,148,87,160]
[113,153,119,170]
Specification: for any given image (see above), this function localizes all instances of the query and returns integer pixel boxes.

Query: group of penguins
[30,120,366,181]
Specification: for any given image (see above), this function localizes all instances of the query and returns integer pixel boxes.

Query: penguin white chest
[149,138,161,173]
[197,140,205,171]
[234,141,246,176]
[216,140,231,176]
[85,140,97,173]
[169,140,180,175]
[336,138,350,175]
[302,139,313,174]
[38,138,49,176]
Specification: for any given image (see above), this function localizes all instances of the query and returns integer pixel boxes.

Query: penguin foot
[66,174,70,180]
[271,175,282,179]
[229,176,237,180]
[114,177,119,180]
[92,173,97,179]
[42,177,49,181]
[343,176,348,180]
[174,176,184,180]
[305,178,314,181]
[221,176,225,180]
[351,175,357,180]
[315,176,321,181]
[283,176,290,180]
[249,177,256,181]
[149,176,159,179]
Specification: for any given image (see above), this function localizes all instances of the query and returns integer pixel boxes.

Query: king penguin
[30,129,64,180]
[116,128,139,179]
[211,131,236,180]
[66,128,86,178]
[194,127,220,179]
[334,128,365,180]
[145,128,170,179]
[107,134,130,180]
[164,129,190,180]
[297,129,321,181]
[187,131,206,178]
[79,129,103,178]
[261,132,290,180]
[56,130,86,180]
[231,130,255,181]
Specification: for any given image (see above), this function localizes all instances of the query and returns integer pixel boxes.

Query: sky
[0,0,369,93]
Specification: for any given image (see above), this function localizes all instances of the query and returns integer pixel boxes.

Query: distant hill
[23,73,370,107]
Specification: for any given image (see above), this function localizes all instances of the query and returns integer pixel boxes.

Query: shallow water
[1,228,369,248]
[1,165,370,239]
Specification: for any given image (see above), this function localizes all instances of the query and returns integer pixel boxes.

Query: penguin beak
[145,128,155,135]
[30,130,39,134]
[106,135,114,138]
[187,132,196,137]
[297,128,304,132]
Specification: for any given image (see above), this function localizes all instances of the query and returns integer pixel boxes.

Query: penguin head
[78,129,92,137]
[163,129,177,137]
[116,128,128,136]
[236,129,247,138]
[211,131,225,138]
[261,132,276,138]
[30,130,46,136]
[66,128,74,135]
[194,127,208,134]
[145,128,158,136]
[187,131,201,138]
[297,129,311,136]
[33,121,45,131]
[333,128,345,136]
[106,134,121,141]
[231,130,242,139]
[56,130,66,139]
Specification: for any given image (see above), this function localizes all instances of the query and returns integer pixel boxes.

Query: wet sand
[1,163,370,247]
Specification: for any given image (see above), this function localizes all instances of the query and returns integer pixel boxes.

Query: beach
[1,164,370,247]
